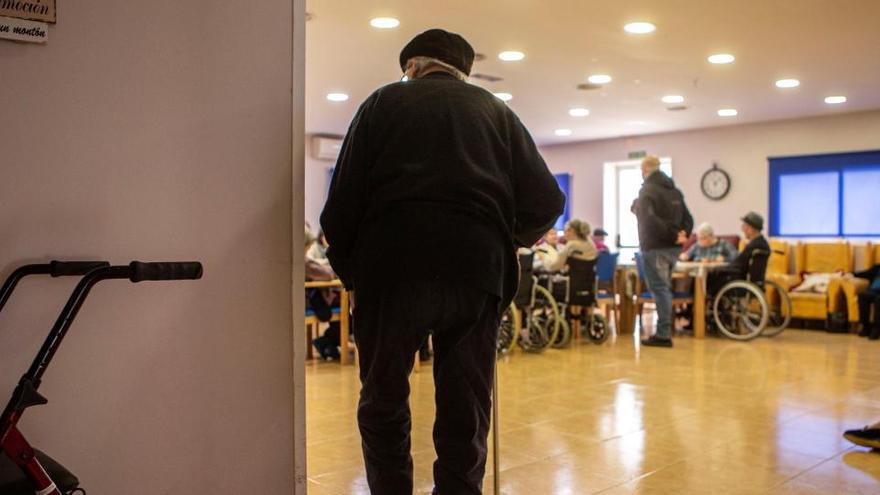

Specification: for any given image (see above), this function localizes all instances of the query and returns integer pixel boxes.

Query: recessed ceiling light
[370,17,400,29]
[587,74,612,84]
[494,92,513,102]
[775,79,800,89]
[555,129,573,137]
[326,93,349,102]
[661,95,684,104]
[708,53,735,64]
[498,51,525,62]
[624,22,656,34]
[717,108,738,117]
[569,108,590,117]
[824,95,847,104]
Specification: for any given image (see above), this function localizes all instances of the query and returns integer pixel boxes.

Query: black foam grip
[50,261,111,277]
[129,261,203,282]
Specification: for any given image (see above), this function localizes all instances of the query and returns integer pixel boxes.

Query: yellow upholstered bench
[775,242,851,326]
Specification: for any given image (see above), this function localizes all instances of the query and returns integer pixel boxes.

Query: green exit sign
[628,150,647,159]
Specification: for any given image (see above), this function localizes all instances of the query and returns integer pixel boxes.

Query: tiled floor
[306,330,880,494]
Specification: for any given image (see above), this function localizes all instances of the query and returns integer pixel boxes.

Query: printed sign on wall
[0,15,48,43]
[0,0,55,23]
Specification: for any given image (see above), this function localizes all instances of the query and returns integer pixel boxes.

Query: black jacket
[320,72,564,307]
[636,171,693,251]
[728,234,771,279]
[855,265,880,290]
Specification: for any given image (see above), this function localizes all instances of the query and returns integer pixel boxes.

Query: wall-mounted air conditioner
[311,135,343,162]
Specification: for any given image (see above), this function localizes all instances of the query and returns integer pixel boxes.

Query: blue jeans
[642,248,680,339]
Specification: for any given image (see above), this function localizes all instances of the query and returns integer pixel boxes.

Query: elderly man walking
[320,29,564,494]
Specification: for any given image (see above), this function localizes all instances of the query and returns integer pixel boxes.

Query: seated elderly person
[305,228,342,360]
[533,228,560,271]
[592,228,610,253]
[679,222,738,262]
[546,219,598,272]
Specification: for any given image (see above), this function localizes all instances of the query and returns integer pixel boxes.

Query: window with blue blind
[553,173,571,232]
[769,150,880,237]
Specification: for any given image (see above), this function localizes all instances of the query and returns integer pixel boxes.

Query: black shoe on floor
[858,325,871,337]
[843,426,880,449]
[870,327,880,341]
[641,336,673,348]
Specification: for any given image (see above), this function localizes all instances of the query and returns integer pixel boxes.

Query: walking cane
[492,358,501,494]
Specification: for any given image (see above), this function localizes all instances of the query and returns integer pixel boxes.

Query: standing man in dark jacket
[320,29,564,495]
[635,155,693,348]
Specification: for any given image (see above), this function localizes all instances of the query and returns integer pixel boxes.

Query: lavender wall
[0,1,299,493]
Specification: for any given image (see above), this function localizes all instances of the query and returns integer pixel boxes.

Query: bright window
[769,150,880,237]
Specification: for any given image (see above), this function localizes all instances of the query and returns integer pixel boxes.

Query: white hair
[697,222,714,238]
[405,56,468,81]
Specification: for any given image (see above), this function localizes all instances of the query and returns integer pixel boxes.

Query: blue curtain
[553,173,571,231]
[769,150,880,237]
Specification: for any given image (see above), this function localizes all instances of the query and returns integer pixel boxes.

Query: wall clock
[701,162,731,200]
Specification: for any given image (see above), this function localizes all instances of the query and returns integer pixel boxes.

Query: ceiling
[305,0,880,145]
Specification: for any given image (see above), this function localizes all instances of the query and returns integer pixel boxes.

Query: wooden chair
[596,252,620,330]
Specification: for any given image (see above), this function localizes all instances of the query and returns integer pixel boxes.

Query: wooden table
[614,266,637,335]
[304,280,351,365]
[674,262,728,339]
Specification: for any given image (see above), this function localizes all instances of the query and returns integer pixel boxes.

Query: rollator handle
[129,261,203,282]
[49,261,111,277]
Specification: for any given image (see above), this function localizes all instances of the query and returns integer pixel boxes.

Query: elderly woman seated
[305,228,342,360]
[545,219,598,272]
[679,222,738,263]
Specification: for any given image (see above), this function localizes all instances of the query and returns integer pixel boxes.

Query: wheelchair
[545,257,609,346]
[709,249,791,340]
[497,252,561,354]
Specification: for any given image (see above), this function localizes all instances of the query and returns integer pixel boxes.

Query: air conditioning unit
[311,135,343,162]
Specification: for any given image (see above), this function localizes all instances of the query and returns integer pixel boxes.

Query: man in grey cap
[321,28,564,494]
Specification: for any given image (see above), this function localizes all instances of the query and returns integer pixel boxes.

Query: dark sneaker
[843,427,880,449]
[641,336,673,348]
[870,327,880,341]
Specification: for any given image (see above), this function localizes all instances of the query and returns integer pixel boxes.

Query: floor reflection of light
[610,382,645,470]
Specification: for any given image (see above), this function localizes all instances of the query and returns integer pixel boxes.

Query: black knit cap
[399,29,475,76]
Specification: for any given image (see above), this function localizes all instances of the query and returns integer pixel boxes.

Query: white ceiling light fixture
[775,79,800,88]
[717,108,738,117]
[498,51,525,62]
[494,92,513,102]
[555,129,573,137]
[587,74,613,84]
[370,17,400,29]
[326,93,349,102]
[708,53,735,64]
[624,22,656,34]
[569,107,590,117]
[661,95,685,104]
[824,95,847,104]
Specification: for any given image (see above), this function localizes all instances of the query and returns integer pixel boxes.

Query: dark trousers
[858,290,880,329]
[354,280,500,495]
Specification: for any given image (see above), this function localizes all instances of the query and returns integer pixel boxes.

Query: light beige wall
[540,110,880,236]
[0,2,299,494]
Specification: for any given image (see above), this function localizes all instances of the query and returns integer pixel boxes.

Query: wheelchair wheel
[583,313,609,344]
[713,280,769,341]
[550,314,571,348]
[517,285,559,352]
[761,280,791,337]
[497,303,520,355]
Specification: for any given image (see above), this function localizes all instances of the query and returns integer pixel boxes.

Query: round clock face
[701,167,731,200]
